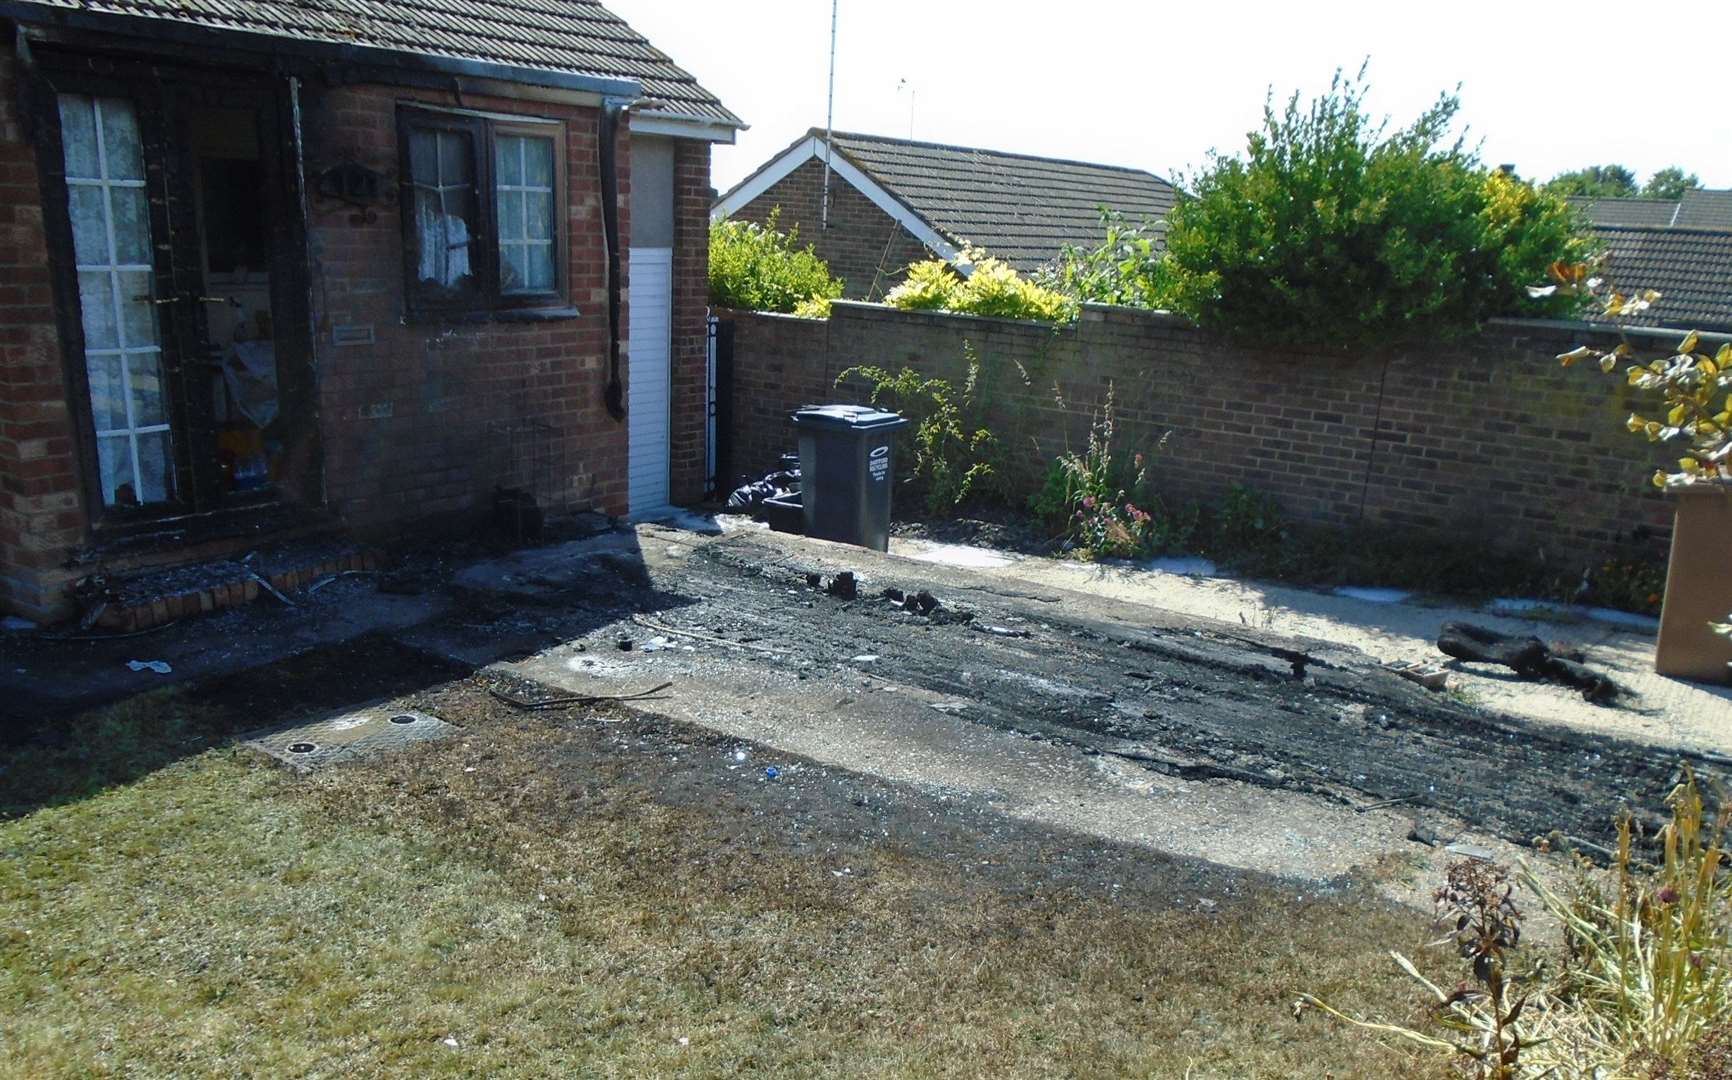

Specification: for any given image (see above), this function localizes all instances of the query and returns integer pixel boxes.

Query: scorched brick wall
[724,302,1681,565]
[304,82,626,528]
[0,54,83,619]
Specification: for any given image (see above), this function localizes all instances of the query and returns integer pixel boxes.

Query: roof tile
[1591,224,1732,332]
[823,130,1175,274]
[10,0,740,126]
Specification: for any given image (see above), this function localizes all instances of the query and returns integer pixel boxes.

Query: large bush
[708,209,844,315]
[1157,69,1592,345]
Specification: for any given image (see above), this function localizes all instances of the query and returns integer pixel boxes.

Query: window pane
[58,96,100,179]
[525,191,553,240]
[495,135,521,187]
[498,189,524,242]
[406,124,479,293]
[78,271,117,350]
[87,351,127,431]
[134,430,172,504]
[117,271,158,349]
[522,137,553,188]
[409,130,438,183]
[500,243,528,293]
[110,186,152,265]
[97,99,145,181]
[97,434,134,506]
[68,186,108,264]
[526,245,555,292]
[439,130,473,186]
[128,353,168,426]
[413,188,476,288]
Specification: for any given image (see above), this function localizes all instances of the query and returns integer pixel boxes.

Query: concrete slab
[242,704,457,771]
[499,632,1528,902]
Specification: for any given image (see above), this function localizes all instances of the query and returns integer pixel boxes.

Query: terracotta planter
[1654,484,1732,683]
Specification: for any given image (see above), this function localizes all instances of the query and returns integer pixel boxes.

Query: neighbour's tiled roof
[1591,224,1732,332]
[7,0,741,126]
[1568,189,1732,231]
[822,130,1176,274]
[1569,196,1681,227]
[1677,189,1732,230]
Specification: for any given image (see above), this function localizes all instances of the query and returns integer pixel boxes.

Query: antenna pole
[820,0,838,229]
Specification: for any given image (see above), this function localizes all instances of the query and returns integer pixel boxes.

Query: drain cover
[241,706,457,770]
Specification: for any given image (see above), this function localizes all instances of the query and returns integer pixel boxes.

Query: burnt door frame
[28,47,320,537]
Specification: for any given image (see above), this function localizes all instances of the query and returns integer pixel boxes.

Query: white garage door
[627,247,673,515]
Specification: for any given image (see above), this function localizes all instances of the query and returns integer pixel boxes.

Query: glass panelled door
[58,94,174,509]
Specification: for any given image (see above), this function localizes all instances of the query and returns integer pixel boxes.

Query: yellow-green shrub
[884,253,1077,323]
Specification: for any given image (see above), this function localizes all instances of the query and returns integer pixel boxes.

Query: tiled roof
[1591,224,1732,332]
[7,0,740,126]
[1569,196,1681,227]
[822,130,1176,274]
[1568,189,1732,231]
[1677,189,1732,230]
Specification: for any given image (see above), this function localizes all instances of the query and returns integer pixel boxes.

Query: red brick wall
[725,302,1680,564]
[669,138,712,502]
[731,158,933,301]
[0,55,85,620]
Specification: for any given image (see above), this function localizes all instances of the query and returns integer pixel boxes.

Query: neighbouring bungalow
[0,0,741,621]
[712,128,1175,300]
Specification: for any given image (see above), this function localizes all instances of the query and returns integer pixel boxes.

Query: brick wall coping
[811,301,1732,350]
[1486,317,1732,348]
[711,307,827,323]
[828,300,1074,332]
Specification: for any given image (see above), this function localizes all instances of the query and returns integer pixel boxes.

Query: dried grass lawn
[1,684,1450,1078]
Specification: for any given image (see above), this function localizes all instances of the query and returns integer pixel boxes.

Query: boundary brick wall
[724,301,1680,564]
[731,158,933,302]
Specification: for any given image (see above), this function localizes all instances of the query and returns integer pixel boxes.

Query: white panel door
[627,247,673,514]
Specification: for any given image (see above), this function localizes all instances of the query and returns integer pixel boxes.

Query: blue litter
[765,766,781,780]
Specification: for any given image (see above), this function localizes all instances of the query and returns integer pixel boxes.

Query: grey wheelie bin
[790,404,909,551]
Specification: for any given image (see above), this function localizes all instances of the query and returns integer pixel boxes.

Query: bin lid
[790,404,909,431]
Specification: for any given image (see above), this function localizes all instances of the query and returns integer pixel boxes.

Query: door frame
[27,47,320,538]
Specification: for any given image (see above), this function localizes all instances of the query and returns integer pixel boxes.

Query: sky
[604,0,1732,196]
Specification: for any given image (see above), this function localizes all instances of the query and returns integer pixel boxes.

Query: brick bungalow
[712,129,1175,300]
[0,0,741,621]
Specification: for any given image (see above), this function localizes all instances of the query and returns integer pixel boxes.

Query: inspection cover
[241,705,457,771]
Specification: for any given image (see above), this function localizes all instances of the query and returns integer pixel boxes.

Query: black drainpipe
[599,100,626,420]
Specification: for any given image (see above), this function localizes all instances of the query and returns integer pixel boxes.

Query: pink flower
[1125,502,1136,515]
[1082,495,1096,509]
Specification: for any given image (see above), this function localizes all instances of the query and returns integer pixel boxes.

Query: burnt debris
[1437,622,1621,704]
